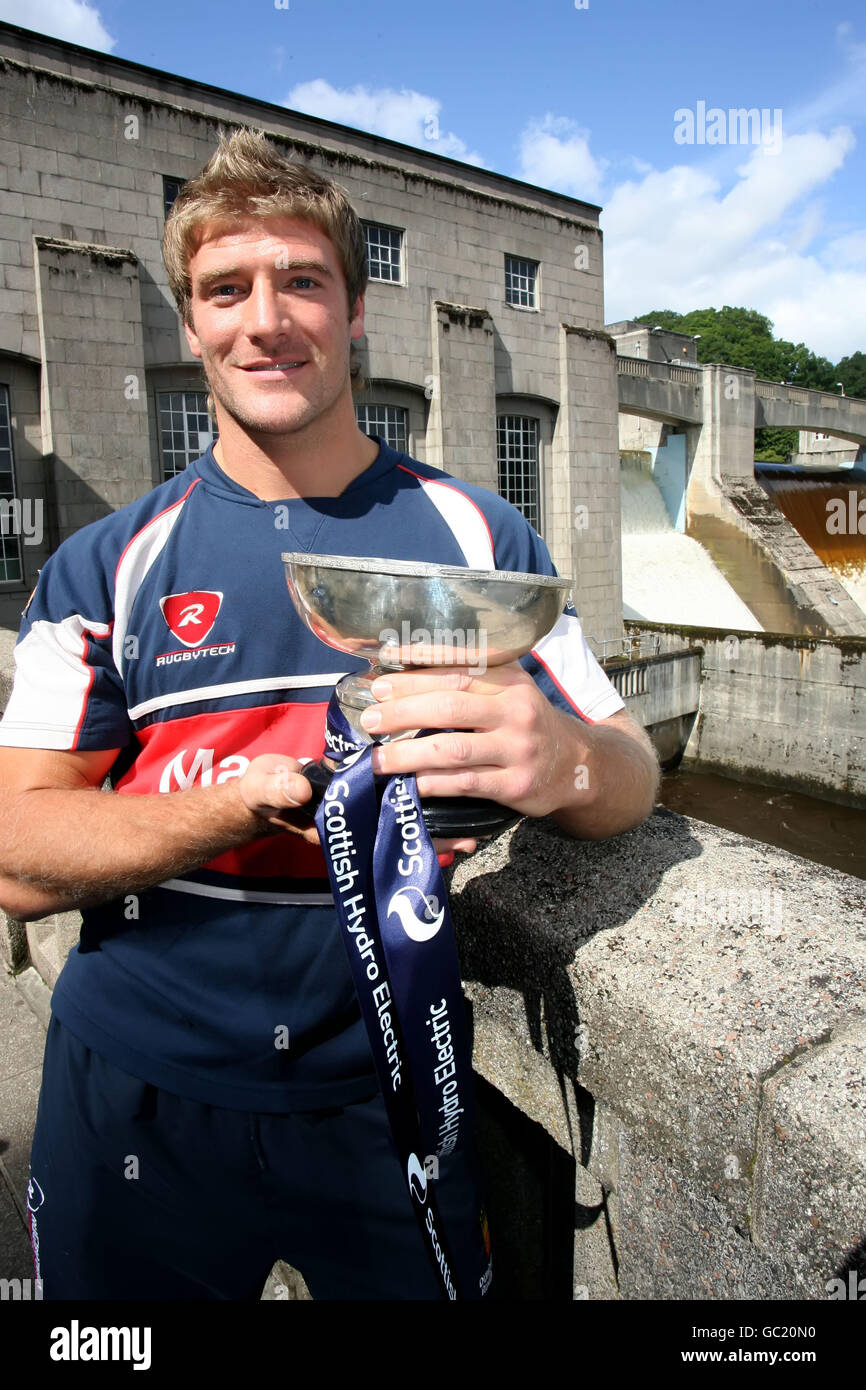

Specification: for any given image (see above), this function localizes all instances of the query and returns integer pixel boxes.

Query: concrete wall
[616,357,703,426]
[0,25,621,634]
[607,648,701,727]
[626,620,866,805]
[555,327,622,642]
[604,322,699,365]
[795,431,862,468]
[33,237,151,542]
[448,809,866,1299]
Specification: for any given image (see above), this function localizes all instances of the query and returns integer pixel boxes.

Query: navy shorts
[27,1015,489,1300]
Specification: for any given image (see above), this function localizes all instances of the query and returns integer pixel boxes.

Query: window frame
[355,402,409,455]
[363,221,406,287]
[157,388,218,481]
[504,253,540,311]
[0,382,24,586]
[162,175,186,220]
[496,412,543,532]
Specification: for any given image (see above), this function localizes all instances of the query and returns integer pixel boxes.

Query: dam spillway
[620,454,761,630]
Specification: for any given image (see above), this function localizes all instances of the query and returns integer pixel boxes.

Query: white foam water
[620,462,762,630]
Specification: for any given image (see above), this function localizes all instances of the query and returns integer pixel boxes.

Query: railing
[617,356,649,378]
[587,633,662,663]
[606,664,650,698]
[756,379,852,408]
[616,356,702,388]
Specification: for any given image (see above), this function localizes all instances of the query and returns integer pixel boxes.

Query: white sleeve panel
[0,615,114,749]
[396,465,496,569]
[112,480,200,672]
[532,611,625,723]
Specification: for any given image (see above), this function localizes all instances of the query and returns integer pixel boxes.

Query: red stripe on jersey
[71,634,95,749]
[531,646,593,724]
[113,476,202,588]
[115,698,332,880]
[397,463,496,562]
[71,620,116,751]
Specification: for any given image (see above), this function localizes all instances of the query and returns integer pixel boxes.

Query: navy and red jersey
[0,437,624,1111]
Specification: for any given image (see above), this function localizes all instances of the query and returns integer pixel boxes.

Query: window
[163,176,185,219]
[356,404,408,454]
[504,255,538,309]
[497,414,540,530]
[158,391,217,479]
[364,223,403,283]
[0,386,23,582]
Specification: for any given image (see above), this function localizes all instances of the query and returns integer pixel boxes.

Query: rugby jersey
[0,437,624,1110]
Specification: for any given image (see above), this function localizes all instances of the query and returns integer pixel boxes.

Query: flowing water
[756,466,866,616]
[620,457,762,630]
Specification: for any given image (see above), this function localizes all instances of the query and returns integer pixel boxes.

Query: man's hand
[238,754,322,844]
[358,663,659,840]
[238,753,478,861]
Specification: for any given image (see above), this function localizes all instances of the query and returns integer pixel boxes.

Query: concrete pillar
[688,362,756,516]
[555,325,622,645]
[426,300,497,492]
[34,236,151,545]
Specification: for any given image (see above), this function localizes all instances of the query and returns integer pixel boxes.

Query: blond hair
[162,127,369,394]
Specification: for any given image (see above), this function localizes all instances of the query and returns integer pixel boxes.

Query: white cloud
[824,229,866,268]
[601,128,865,358]
[284,79,484,166]
[516,114,606,201]
[0,0,115,50]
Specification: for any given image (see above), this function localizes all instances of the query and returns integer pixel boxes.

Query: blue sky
[4,0,865,359]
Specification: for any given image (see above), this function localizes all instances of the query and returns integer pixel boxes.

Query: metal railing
[586,633,662,664]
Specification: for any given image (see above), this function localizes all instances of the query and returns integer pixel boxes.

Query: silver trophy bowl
[282,552,571,837]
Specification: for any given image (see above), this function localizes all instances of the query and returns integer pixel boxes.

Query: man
[0,127,658,1300]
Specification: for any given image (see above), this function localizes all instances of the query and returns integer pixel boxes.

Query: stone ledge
[449,806,866,1298]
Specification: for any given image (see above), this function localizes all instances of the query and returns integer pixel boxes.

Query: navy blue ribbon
[314,695,493,1300]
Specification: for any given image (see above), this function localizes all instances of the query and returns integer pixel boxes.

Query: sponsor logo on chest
[156,590,236,666]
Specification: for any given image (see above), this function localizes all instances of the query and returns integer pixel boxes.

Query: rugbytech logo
[387,886,445,942]
[159,590,223,647]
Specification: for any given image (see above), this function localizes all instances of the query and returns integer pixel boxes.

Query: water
[687,511,830,635]
[620,458,762,630]
[756,468,866,616]
[659,766,866,881]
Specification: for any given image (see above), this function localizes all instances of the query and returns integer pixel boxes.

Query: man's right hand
[237,754,320,844]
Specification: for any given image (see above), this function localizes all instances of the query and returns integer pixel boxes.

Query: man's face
[183,215,365,439]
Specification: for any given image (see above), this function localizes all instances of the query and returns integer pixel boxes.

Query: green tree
[754,427,798,462]
[836,351,866,400]
[634,307,844,388]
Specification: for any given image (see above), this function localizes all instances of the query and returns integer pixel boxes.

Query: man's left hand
[361,663,659,840]
[362,663,593,819]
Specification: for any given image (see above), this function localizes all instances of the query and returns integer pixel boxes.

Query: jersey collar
[192,436,399,505]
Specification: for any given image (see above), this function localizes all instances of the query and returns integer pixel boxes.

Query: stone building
[0,21,622,640]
